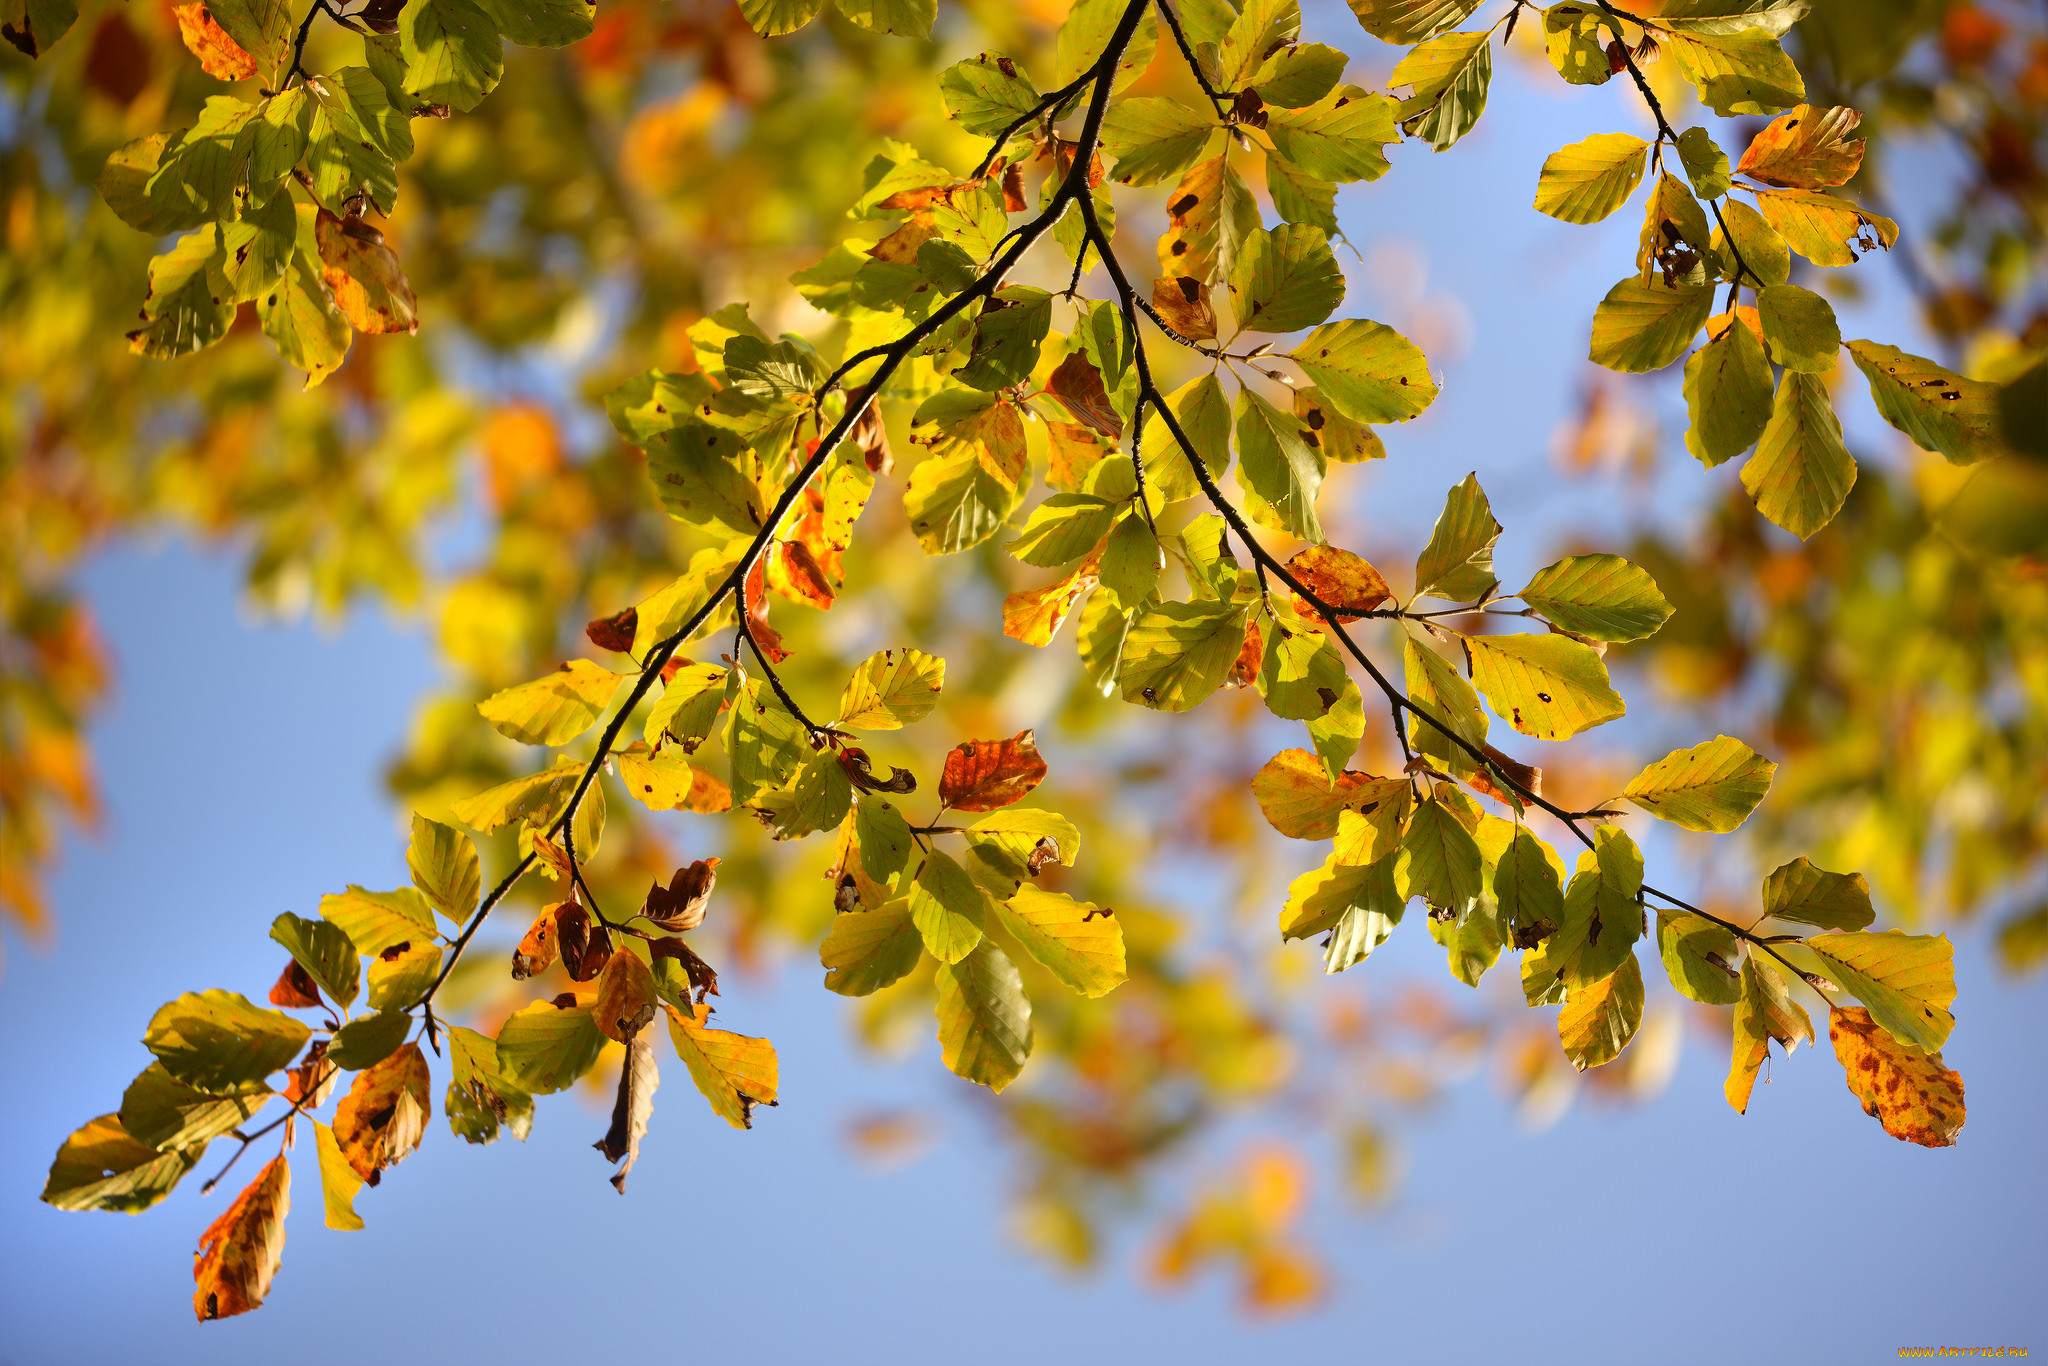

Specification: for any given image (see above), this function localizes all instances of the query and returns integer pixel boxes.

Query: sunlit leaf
[1517,554,1671,642]
[1736,103,1863,188]
[144,990,309,1093]
[495,993,607,1095]
[909,849,989,964]
[997,886,1126,998]
[1845,339,2008,466]
[1726,955,1812,1113]
[312,1120,365,1231]
[1828,1006,1965,1148]
[192,1153,289,1321]
[1807,929,1955,1052]
[1588,277,1715,373]
[1290,318,1436,424]
[1683,317,1775,467]
[1656,910,1743,1005]
[333,1042,430,1182]
[270,911,361,1009]
[1390,29,1491,151]
[666,1001,779,1129]
[41,1114,202,1214]
[1120,599,1251,711]
[1760,856,1875,931]
[1533,132,1649,224]
[1467,633,1625,741]
[935,938,1033,1092]
[119,1064,268,1152]
[822,897,925,997]
[1263,85,1399,183]
[1755,283,1840,372]
[1558,954,1643,1071]
[1666,28,1804,116]
[1741,368,1856,539]
[1621,735,1776,832]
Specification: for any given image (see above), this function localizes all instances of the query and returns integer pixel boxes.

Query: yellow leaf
[996,885,1126,998]
[477,658,626,746]
[665,1001,779,1129]
[312,1120,364,1231]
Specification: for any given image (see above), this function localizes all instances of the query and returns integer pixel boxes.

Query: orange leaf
[680,768,732,813]
[939,729,1048,812]
[1002,558,1098,648]
[585,608,637,654]
[742,560,789,664]
[1151,276,1218,342]
[1228,617,1264,688]
[1044,421,1113,492]
[283,1039,335,1109]
[171,3,257,81]
[268,959,322,1009]
[314,211,419,336]
[594,948,658,1042]
[766,538,836,610]
[1043,350,1122,439]
[1735,104,1865,189]
[1465,743,1541,804]
[1286,545,1390,622]
[1250,748,1385,839]
[192,1153,288,1321]
[332,1043,430,1184]
[512,904,561,980]
[1829,1006,1966,1148]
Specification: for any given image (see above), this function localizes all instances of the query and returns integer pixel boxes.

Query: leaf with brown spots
[1293,386,1385,463]
[766,538,836,610]
[331,1043,430,1185]
[1151,276,1219,342]
[641,858,718,933]
[1228,617,1264,688]
[665,1002,779,1129]
[939,729,1048,813]
[594,948,657,1043]
[511,904,560,980]
[1286,545,1391,623]
[1003,557,1098,647]
[313,211,418,336]
[192,1153,288,1321]
[1828,1006,1965,1148]
[171,3,257,81]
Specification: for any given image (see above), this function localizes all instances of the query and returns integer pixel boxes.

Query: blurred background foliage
[3,0,2042,1313]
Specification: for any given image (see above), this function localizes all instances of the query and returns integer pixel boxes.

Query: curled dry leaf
[594,948,658,1043]
[584,608,637,654]
[332,1042,430,1185]
[850,394,893,474]
[192,1153,289,1322]
[840,748,917,794]
[171,3,257,80]
[268,959,323,1009]
[1228,618,1265,688]
[1829,1006,1966,1148]
[1466,743,1542,805]
[314,211,419,336]
[283,1039,336,1109]
[594,1027,659,1193]
[554,902,612,983]
[650,936,719,1002]
[1286,545,1391,622]
[512,904,561,980]
[742,560,790,664]
[356,0,406,34]
[642,858,719,933]
[939,729,1048,813]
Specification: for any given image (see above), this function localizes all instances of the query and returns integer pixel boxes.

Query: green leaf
[1761,857,1874,930]
[996,886,1126,998]
[1264,85,1399,183]
[1675,125,1732,199]
[97,133,211,235]
[1588,277,1715,373]
[1756,283,1840,372]
[1413,472,1500,601]
[1667,29,1804,117]
[1266,156,1340,235]
[1099,515,1163,610]
[1290,317,1437,424]
[1558,955,1644,1070]
[1655,0,1809,36]
[737,0,822,35]
[306,80,398,217]
[1542,2,1619,85]
[1258,618,1348,722]
[0,0,78,58]
[1532,132,1649,224]
[853,795,918,891]
[204,0,292,79]
[1399,797,1485,916]
[935,939,1033,1092]
[836,648,945,730]
[270,912,362,1009]
[366,941,442,1012]
[1103,97,1218,188]
[328,1009,412,1070]
[41,1115,199,1214]
[822,897,925,997]
[320,884,438,958]
[407,815,480,923]
[119,1064,269,1152]
[1683,319,1775,467]
[1657,910,1743,1005]
[258,250,352,389]
[145,991,310,1092]
[1214,0,1300,89]
[909,850,989,964]
[128,228,234,360]
[666,1001,779,1130]
[217,192,296,306]
[1404,634,1487,770]
[1517,554,1672,641]
[726,672,808,807]
[495,995,607,1094]
[1622,735,1776,832]
[631,541,747,656]
[477,0,594,46]
[1255,41,1347,109]
[1715,199,1791,286]
[399,0,504,113]
[1324,858,1407,973]
[1389,29,1491,151]
[1807,930,1956,1052]
[1846,339,2009,466]
[958,287,1055,391]
[1119,599,1250,711]
[1468,633,1625,741]
[645,424,767,537]
[906,395,1029,553]
[1055,0,1158,92]
[1009,494,1117,567]
[1344,0,1482,44]
[1495,825,1565,944]
[1138,373,1234,503]
[446,1026,532,1143]
[1741,368,1856,540]
[1235,385,1326,543]
[939,52,1042,136]
[1561,827,1645,988]
[963,807,1081,891]
[1227,223,1344,336]
[477,658,625,746]
[644,662,728,750]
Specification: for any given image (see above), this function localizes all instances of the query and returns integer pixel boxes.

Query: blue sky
[4,14,2044,1364]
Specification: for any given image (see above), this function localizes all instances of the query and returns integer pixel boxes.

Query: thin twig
[1153,0,1230,116]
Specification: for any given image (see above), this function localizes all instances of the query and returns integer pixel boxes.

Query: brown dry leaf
[332,1042,430,1185]
[1151,276,1219,342]
[554,903,611,983]
[585,608,637,654]
[850,394,893,474]
[1000,160,1027,212]
[1466,743,1542,804]
[511,904,561,980]
[665,1002,779,1130]
[650,936,720,1002]
[1043,350,1122,439]
[766,538,835,610]
[192,1153,288,1321]
[171,3,257,80]
[1736,104,1865,189]
[283,1039,335,1109]
[1002,557,1098,648]
[268,959,322,1009]
[1049,137,1105,188]
[594,1026,659,1192]
[1286,545,1391,622]
[314,211,419,335]
[1250,749,1383,839]
[642,858,718,933]
[594,948,658,1042]
[357,0,406,33]
[1829,1006,1966,1148]
[939,729,1048,812]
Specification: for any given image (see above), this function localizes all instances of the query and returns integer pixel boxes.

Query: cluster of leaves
[27,0,2022,1319]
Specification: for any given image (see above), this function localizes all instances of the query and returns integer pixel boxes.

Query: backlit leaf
[1751,186,1897,267]
[939,729,1048,811]
[1542,3,1617,85]
[1755,283,1840,372]
[1264,85,1399,183]
[1761,857,1874,930]
[495,993,607,1094]
[1389,29,1491,151]
[1404,634,1487,770]
[1055,0,1158,92]
[477,658,624,746]
[1517,554,1671,641]
[666,1001,778,1129]
[1683,317,1775,467]
[939,52,1042,137]
[997,886,1126,998]
[737,0,822,36]
[1252,749,1389,840]
[145,991,310,1092]
[320,884,438,958]
[119,1064,268,1151]
[1558,954,1644,1070]
[1666,29,1804,116]
[42,1114,201,1214]
[1227,223,1345,336]
[1588,277,1715,373]
[822,897,924,997]
[1846,339,2007,466]
[935,938,1033,1092]
[326,1010,412,1070]
[1741,368,1856,540]
[1398,797,1485,917]
[1736,103,1864,188]
[1120,599,1251,712]
[1675,125,1732,199]
[407,814,479,923]
[1533,132,1649,224]
[836,647,945,730]
[312,1120,364,1231]
[1290,318,1436,424]
[1344,0,1482,46]
[909,850,988,964]
[1103,97,1218,188]
[1413,473,1500,601]
[594,948,659,1043]
[1726,955,1812,1113]
[192,1154,288,1321]
[332,1042,430,1182]
[1236,385,1325,543]
[1622,735,1776,832]
[448,759,583,836]
[1467,633,1625,741]
[1656,910,1742,1005]
[269,911,361,1009]
[1561,826,1644,988]
[1828,1006,1965,1148]
[1807,929,1955,1052]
